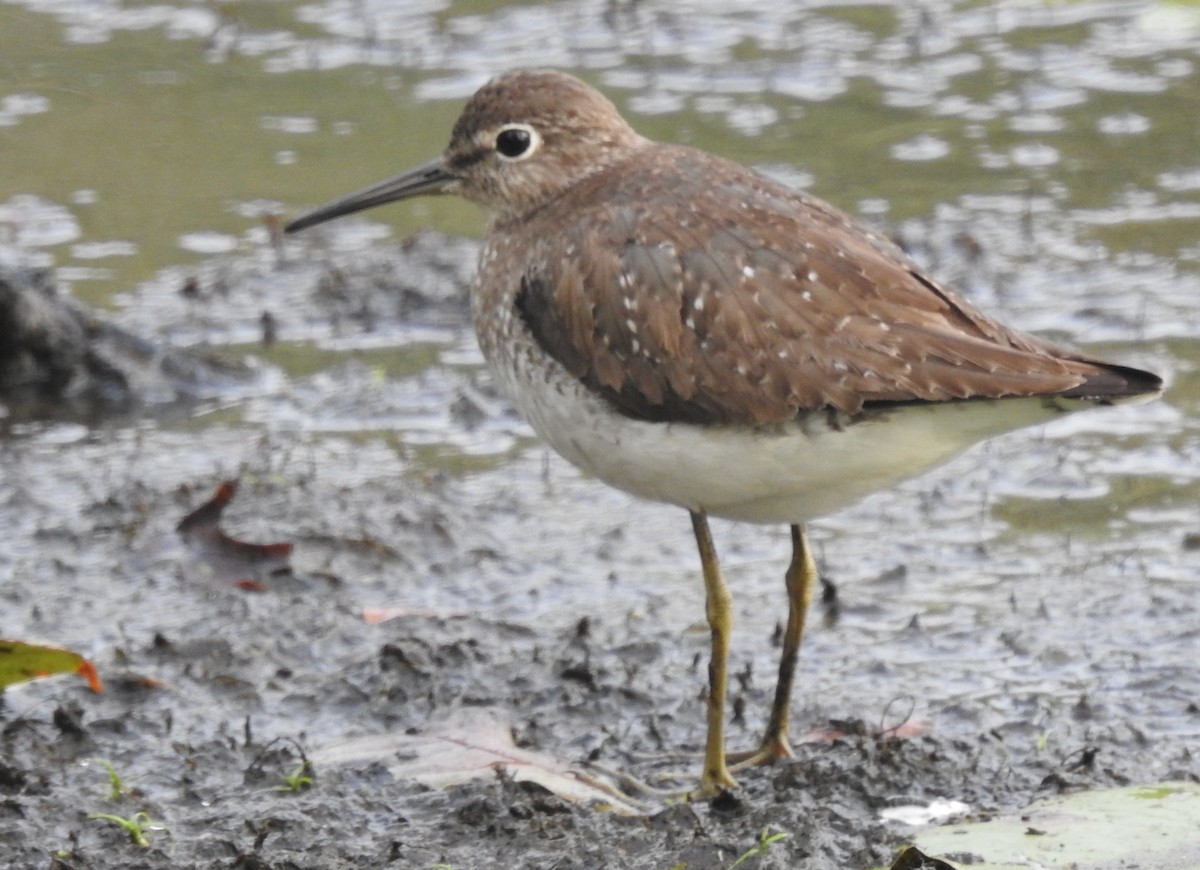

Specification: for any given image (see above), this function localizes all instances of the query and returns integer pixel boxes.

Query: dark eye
[492,124,543,162]
[495,127,533,158]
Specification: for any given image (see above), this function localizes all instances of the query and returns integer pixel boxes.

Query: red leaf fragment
[176,479,294,587]
[75,659,104,693]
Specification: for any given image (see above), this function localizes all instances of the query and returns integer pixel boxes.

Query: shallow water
[2,2,1198,311]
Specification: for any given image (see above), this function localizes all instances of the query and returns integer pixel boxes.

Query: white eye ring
[494,123,542,162]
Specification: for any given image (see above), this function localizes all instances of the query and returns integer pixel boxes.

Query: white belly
[491,344,1081,524]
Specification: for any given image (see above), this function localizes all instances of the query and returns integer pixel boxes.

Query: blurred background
[2,0,1197,319]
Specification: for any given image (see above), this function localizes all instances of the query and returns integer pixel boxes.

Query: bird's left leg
[731,523,815,769]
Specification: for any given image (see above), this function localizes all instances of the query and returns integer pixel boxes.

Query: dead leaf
[177,479,293,586]
[313,715,646,815]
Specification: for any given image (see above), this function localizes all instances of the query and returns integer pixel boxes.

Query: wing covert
[512,146,1140,425]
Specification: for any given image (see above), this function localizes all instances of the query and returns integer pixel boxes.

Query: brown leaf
[176,480,293,586]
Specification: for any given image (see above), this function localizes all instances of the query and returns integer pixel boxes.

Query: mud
[1,224,1194,869]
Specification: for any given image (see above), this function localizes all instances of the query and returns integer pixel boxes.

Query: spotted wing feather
[515,144,1157,426]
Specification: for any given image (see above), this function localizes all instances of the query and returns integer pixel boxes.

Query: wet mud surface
[2,226,1196,869]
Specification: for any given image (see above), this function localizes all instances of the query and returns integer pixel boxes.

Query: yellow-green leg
[689,510,739,798]
[732,523,816,769]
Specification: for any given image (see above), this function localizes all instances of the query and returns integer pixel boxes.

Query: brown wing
[514,144,1158,425]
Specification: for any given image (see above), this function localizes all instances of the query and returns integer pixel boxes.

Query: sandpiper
[286,69,1161,799]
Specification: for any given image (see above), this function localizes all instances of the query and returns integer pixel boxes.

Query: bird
[285,69,1162,800]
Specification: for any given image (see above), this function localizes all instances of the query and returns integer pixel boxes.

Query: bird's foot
[561,761,671,813]
[727,733,795,771]
[577,759,680,801]
[584,752,739,804]
[686,762,739,802]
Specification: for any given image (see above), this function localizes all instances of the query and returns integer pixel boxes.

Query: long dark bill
[285,158,456,233]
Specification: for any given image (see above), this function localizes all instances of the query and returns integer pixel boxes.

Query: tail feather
[1059,361,1162,402]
